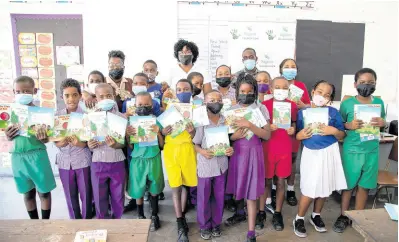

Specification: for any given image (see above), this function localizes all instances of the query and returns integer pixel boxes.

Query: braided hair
[235,72,258,102]
[313,80,336,103]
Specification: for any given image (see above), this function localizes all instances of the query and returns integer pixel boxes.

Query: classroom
[0,0,397,241]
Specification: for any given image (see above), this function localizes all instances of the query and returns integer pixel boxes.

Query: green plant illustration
[11,111,18,124]
[209,143,230,156]
[230,29,240,40]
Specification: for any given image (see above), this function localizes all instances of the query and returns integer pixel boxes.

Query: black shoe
[159,192,165,200]
[224,213,247,227]
[246,235,256,242]
[271,188,276,204]
[177,219,189,242]
[200,229,211,240]
[310,215,327,233]
[144,192,149,202]
[182,216,189,232]
[225,198,237,213]
[272,212,284,231]
[333,215,351,233]
[255,211,266,230]
[211,226,221,237]
[138,215,146,219]
[286,191,298,206]
[265,203,275,214]
[293,218,307,238]
[123,200,137,213]
[150,215,160,232]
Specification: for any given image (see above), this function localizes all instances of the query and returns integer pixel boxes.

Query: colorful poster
[205,126,230,156]
[21,68,38,79]
[50,115,70,142]
[18,45,37,57]
[27,106,55,137]
[20,56,38,68]
[129,116,158,146]
[39,79,55,90]
[273,102,291,129]
[303,108,329,135]
[37,55,54,68]
[355,104,381,142]
[39,90,56,109]
[157,105,186,138]
[107,112,127,144]
[56,46,80,66]
[0,104,11,136]
[36,33,53,45]
[18,33,35,45]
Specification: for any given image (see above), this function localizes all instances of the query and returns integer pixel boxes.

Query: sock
[274,211,281,215]
[150,196,159,216]
[41,209,51,219]
[236,199,245,215]
[247,230,255,238]
[138,204,144,217]
[312,212,320,218]
[287,185,294,191]
[266,197,272,204]
[296,214,305,221]
[272,184,276,190]
[28,209,39,219]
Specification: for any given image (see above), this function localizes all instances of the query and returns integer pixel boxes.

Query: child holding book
[293,80,347,238]
[126,92,165,231]
[333,68,386,233]
[162,79,197,242]
[225,73,270,242]
[87,83,127,219]
[193,90,234,240]
[260,76,297,231]
[187,72,204,101]
[256,71,271,102]
[55,78,93,219]
[5,76,56,219]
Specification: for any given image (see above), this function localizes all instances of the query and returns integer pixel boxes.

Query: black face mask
[206,102,224,114]
[216,77,231,88]
[109,69,124,80]
[193,86,202,97]
[237,94,256,105]
[178,54,193,65]
[136,106,153,116]
[356,84,376,97]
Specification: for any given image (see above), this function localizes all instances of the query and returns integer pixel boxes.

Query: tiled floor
[0,177,371,242]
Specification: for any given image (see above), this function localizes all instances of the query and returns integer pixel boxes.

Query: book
[149,92,161,104]
[126,98,136,115]
[27,106,55,137]
[354,104,381,142]
[248,107,267,129]
[157,105,186,138]
[0,104,11,136]
[129,116,158,147]
[384,203,398,221]
[10,104,29,137]
[88,111,108,142]
[67,112,91,141]
[263,94,273,101]
[74,230,107,242]
[288,84,304,103]
[107,112,127,145]
[224,107,254,139]
[172,103,193,120]
[303,108,329,135]
[205,126,230,156]
[192,99,203,109]
[221,98,232,114]
[192,106,209,128]
[50,114,70,141]
[273,102,291,129]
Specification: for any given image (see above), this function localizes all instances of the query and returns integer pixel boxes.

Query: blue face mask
[97,99,116,111]
[15,94,33,105]
[282,68,297,80]
[244,59,256,71]
[177,92,192,103]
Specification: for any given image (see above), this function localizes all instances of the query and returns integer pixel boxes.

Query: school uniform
[297,107,347,198]
[216,86,236,102]
[148,83,163,102]
[56,107,92,219]
[193,115,228,230]
[225,103,269,200]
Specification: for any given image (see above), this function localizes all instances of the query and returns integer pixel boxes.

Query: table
[0,219,150,242]
[345,209,398,242]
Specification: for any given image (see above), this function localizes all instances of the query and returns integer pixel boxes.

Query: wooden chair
[372,137,398,208]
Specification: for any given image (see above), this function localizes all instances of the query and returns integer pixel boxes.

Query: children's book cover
[129,116,158,146]
[192,106,209,128]
[224,107,251,133]
[0,104,11,136]
[205,126,230,156]
[221,98,232,114]
[10,104,29,137]
[126,98,136,116]
[27,106,55,137]
[354,104,381,142]
[88,111,107,142]
[288,84,304,103]
[303,108,329,135]
[192,99,203,109]
[74,230,107,242]
[67,112,90,141]
[249,107,267,129]
[50,114,70,141]
[107,112,127,145]
[157,105,186,138]
[171,103,193,120]
[273,102,291,129]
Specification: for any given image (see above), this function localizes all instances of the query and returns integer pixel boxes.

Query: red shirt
[262,99,297,154]
[266,79,311,105]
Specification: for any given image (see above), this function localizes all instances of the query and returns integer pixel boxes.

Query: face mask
[237,94,256,105]
[282,68,297,81]
[109,69,124,80]
[193,86,202,96]
[216,77,231,88]
[97,99,116,111]
[145,72,156,82]
[177,92,192,103]
[136,106,153,116]
[273,89,289,101]
[15,94,33,105]
[313,94,327,107]
[258,83,269,93]
[88,83,98,94]
[178,54,193,65]
[244,59,256,71]
[206,102,223,114]
[356,84,376,97]
[132,85,147,95]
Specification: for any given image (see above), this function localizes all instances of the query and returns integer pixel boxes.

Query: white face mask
[313,94,327,107]
[132,85,147,95]
[273,89,289,101]
[88,83,98,94]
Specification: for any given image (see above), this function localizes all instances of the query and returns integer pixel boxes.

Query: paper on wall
[67,64,85,84]
[18,45,37,57]
[0,50,12,69]
[36,33,53,45]
[21,68,38,79]
[56,46,80,66]
[18,33,35,45]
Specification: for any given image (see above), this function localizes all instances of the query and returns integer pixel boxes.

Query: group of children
[5,52,386,242]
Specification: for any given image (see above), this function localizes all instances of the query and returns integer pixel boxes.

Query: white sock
[265,197,272,204]
[296,214,305,221]
[312,212,320,218]
[287,185,295,191]
[272,184,277,190]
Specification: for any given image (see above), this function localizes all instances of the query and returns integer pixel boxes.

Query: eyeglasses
[108,63,124,69]
[178,50,192,55]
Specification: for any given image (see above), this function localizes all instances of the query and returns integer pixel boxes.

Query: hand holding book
[231,128,248,141]
[88,139,99,149]
[348,119,364,130]
[287,127,295,136]
[319,125,338,136]
[126,126,136,136]
[225,147,234,157]
[371,117,385,127]
[200,148,214,159]
[297,127,312,140]
[270,124,278,132]
[233,117,252,129]
[105,135,117,148]
[5,124,19,141]
[162,125,172,136]
[36,126,48,141]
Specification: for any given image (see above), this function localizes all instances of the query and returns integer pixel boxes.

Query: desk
[345,209,398,242]
[0,219,150,242]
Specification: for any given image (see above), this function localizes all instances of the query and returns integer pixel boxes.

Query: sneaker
[138,215,146,219]
[211,226,221,237]
[150,215,160,232]
[333,215,351,233]
[265,203,275,214]
[286,191,298,206]
[272,212,284,231]
[224,213,247,227]
[123,200,137,213]
[177,219,189,242]
[293,218,307,238]
[182,216,189,232]
[159,192,165,200]
[246,235,256,242]
[225,198,237,213]
[271,188,276,204]
[144,192,149,202]
[200,229,212,240]
[310,215,327,233]
[255,211,266,230]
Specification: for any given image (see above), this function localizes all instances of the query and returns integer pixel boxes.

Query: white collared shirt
[168,63,210,89]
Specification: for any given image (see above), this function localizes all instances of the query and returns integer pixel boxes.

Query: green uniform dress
[339,96,385,190]
[11,135,56,194]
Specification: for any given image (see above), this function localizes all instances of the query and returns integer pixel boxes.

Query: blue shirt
[147,83,163,103]
[297,106,345,150]
[122,98,162,117]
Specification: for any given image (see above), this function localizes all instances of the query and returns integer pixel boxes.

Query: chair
[372,137,398,208]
